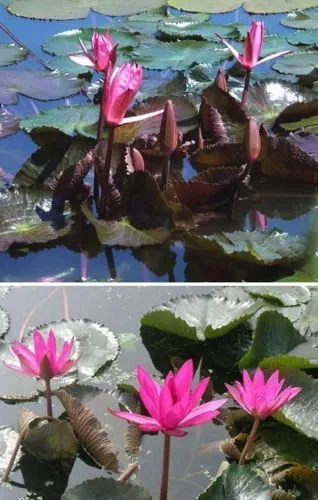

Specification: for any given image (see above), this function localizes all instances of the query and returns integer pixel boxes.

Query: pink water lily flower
[110,360,227,437]
[217,21,292,71]
[4,330,77,381]
[225,368,301,420]
[70,31,117,72]
[102,62,163,127]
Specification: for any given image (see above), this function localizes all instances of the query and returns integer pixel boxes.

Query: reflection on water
[0,285,227,500]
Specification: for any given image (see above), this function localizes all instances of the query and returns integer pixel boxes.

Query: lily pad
[281,10,318,30]
[43,27,139,56]
[273,51,318,76]
[0,308,9,338]
[0,425,21,476]
[239,311,318,370]
[198,462,272,500]
[62,477,151,500]
[24,319,119,381]
[184,230,306,266]
[0,70,84,105]
[0,43,27,67]
[141,292,260,341]
[288,30,318,47]
[0,188,73,252]
[82,203,171,247]
[275,369,318,441]
[246,286,311,306]
[158,20,246,42]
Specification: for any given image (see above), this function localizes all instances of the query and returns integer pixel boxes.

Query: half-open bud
[215,68,228,92]
[159,100,178,157]
[129,146,145,172]
[245,118,261,162]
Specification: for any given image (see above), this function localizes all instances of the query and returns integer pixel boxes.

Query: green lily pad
[281,10,318,30]
[294,288,318,336]
[275,369,318,441]
[184,230,306,266]
[243,0,318,13]
[239,311,318,370]
[0,425,21,476]
[246,286,311,306]
[288,30,318,47]
[62,477,151,500]
[0,70,84,105]
[133,38,229,71]
[0,43,27,67]
[0,308,9,338]
[0,188,73,252]
[24,319,119,381]
[158,20,246,42]
[280,114,318,134]
[141,292,260,341]
[43,27,139,56]
[167,0,242,13]
[273,51,318,76]
[82,203,171,247]
[47,55,94,75]
[198,462,272,500]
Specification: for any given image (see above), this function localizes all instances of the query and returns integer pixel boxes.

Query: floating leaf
[158,20,246,42]
[57,390,118,471]
[0,43,27,67]
[24,319,119,381]
[281,10,318,30]
[167,0,242,13]
[275,370,318,441]
[239,311,318,370]
[246,286,311,306]
[0,110,19,138]
[0,425,21,476]
[0,308,9,338]
[62,477,151,500]
[184,230,306,266]
[0,188,73,252]
[82,203,171,247]
[18,408,79,461]
[198,462,272,500]
[273,52,318,76]
[43,27,139,56]
[274,97,318,131]
[288,30,318,47]
[0,70,84,105]
[141,292,260,341]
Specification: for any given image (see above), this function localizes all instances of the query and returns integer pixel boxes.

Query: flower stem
[45,379,53,418]
[94,105,105,209]
[160,155,171,192]
[239,416,260,465]
[241,69,251,110]
[159,434,171,500]
[0,22,49,70]
[118,463,138,483]
[100,125,115,217]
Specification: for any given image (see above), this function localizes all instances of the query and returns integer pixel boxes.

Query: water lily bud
[159,100,178,156]
[245,118,261,162]
[39,354,54,381]
[215,68,228,92]
[130,146,145,172]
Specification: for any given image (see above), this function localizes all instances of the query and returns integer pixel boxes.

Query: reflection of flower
[225,368,302,420]
[4,330,77,381]
[70,31,117,72]
[110,359,227,436]
[249,209,268,231]
[217,21,292,71]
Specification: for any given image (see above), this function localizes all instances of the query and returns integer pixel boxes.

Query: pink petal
[165,429,187,437]
[3,361,37,377]
[120,109,164,125]
[175,359,193,398]
[11,343,38,372]
[57,358,77,376]
[188,378,209,412]
[139,423,162,433]
[69,54,95,67]
[159,382,173,428]
[57,338,74,368]
[179,399,227,428]
[10,350,39,377]
[47,331,57,363]
[254,51,293,67]
[139,387,161,421]
[137,365,160,405]
[109,409,158,427]
[215,34,240,61]
[32,331,46,363]
[164,401,187,429]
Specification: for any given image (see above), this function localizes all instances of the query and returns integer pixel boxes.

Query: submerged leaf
[62,477,151,500]
[57,390,118,471]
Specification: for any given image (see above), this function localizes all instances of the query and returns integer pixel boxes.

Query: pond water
[0,285,227,500]
[1,5,318,282]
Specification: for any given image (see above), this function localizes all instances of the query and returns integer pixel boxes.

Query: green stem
[241,69,251,110]
[94,101,105,210]
[100,126,115,217]
[159,434,171,500]
[239,417,260,465]
[45,379,53,418]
